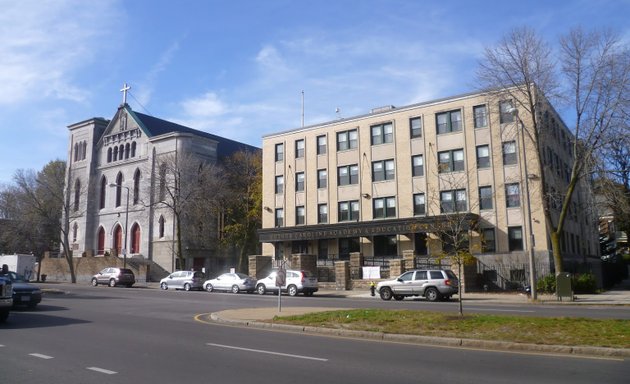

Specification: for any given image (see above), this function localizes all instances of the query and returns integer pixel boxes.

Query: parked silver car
[376,269,459,302]
[203,273,256,293]
[91,267,135,288]
[255,269,318,296]
[160,271,205,291]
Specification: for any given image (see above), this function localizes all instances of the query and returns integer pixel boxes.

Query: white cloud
[180,92,229,118]
[0,0,122,105]
[136,41,181,107]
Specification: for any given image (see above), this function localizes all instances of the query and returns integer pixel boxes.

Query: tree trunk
[550,231,563,273]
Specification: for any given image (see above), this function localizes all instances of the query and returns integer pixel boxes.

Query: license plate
[21,296,31,302]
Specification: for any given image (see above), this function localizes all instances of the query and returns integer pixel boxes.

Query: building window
[275,175,284,194]
[373,197,396,219]
[275,143,284,161]
[295,172,305,192]
[133,169,141,205]
[473,105,488,128]
[295,206,305,225]
[500,100,514,124]
[318,204,328,224]
[131,141,136,157]
[73,178,81,212]
[508,226,523,251]
[159,163,167,201]
[438,149,464,173]
[158,216,165,238]
[275,209,284,227]
[317,169,327,189]
[506,183,521,208]
[502,141,517,165]
[413,193,426,215]
[476,145,490,168]
[372,159,395,182]
[317,135,327,155]
[339,237,360,258]
[371,122,393,145]
[115,173,123,207]
[338,164,359,186]
[99,176,107,209]
[440,189,467,213]
[479,186,493,210]
[107,147,112,163]
[338,200,359,221]
[337,129,358,151]
[318,239,328,259]
[410,117,422,138]
[482,228,496,252]
[72,222,78,242]
[436,109,462,134]
[295,139,305,158]
[412,155,424,177]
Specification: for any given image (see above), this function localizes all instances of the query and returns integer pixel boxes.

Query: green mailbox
[556,272,573,301]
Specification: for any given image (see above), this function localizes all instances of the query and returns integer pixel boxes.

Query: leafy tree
[477,26,630,273]
[219,150,262,273]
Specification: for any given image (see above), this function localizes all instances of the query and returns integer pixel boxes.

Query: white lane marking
[29,353,54,359]
[206,343,328,362]
[87,367,117,375]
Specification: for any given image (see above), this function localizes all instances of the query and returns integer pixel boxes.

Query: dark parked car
[91,267,136,287]
[2,271,42,308]
[0,276,12,322]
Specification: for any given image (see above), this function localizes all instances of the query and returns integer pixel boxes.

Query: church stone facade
[64,102,257,275]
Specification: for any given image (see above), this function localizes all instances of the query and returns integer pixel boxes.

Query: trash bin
[41,274,47,282]
[556,272,573,301]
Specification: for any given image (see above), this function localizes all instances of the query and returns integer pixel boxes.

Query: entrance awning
[258,213,479,243]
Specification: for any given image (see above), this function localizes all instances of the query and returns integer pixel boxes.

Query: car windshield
[445,270,458,279]
[193,272,204,279]
[3,272,27,282]
[120,269,134,274]
[235,273,249,279]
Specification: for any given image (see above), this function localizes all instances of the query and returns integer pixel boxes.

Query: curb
[209,312,630,359]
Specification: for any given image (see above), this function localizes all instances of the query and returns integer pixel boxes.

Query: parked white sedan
[203,273,257,293]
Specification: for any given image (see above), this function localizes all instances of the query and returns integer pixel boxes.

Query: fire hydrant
[369,281,376,296]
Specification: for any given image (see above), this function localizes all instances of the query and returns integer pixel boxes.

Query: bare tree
[151,152,225,270]
[477,26,630,273]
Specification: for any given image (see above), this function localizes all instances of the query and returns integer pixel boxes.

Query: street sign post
[276,265,286,312]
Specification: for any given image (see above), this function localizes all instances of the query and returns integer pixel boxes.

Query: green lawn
[271,309,630,349]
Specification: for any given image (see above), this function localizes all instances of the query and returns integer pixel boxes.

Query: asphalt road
[1,285,628,384]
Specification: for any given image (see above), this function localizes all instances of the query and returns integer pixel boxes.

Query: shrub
[572,273,597,294]
[536,274,556,293]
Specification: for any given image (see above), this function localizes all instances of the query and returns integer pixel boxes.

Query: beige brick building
[260,90,598,287]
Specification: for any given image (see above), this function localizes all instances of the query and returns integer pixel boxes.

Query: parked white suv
[377,269,459,302]
[255,269,318,296]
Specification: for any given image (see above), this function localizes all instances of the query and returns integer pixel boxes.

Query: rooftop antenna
[336,107,342,120]
[302,90,304,128]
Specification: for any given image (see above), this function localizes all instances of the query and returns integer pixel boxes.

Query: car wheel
[91,278,98,287]
[256,284,266,295]
[379,287,393,301]
[425,287,440,302]
[393,295,404,301]
[183,283,191,291]
[287,285,298,296]
[205,283,214,292]
[109,279,116,287]
[231,285,240,294]
[160,282,168,290]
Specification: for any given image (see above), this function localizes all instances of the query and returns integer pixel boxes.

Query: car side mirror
[397,278,403,282]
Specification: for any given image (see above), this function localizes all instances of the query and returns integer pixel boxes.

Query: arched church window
[73,178,81,212]
[131,141,137,157]
[133,169,141,205]
[115,173,123,207]
[99,176,107,209]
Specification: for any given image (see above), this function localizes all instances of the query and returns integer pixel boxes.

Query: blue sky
[0,0,628,184]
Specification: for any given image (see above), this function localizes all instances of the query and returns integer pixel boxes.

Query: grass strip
[271,309,630,348]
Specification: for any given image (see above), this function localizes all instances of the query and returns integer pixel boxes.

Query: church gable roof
[124,105,259,158]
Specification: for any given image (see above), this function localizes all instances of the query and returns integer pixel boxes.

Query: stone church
[63,89,258,276]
